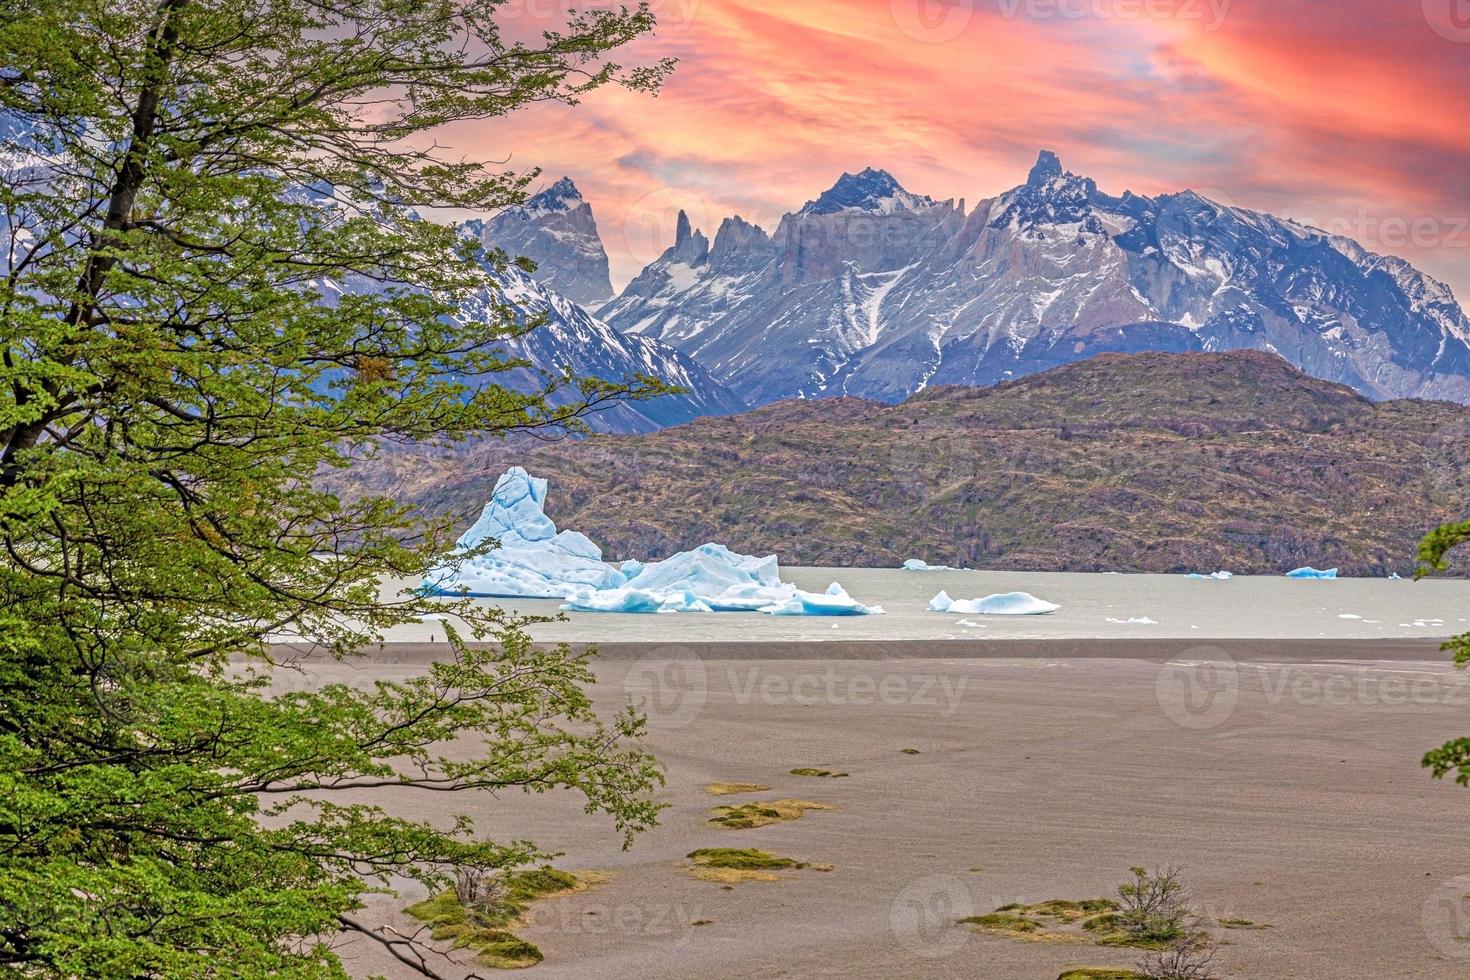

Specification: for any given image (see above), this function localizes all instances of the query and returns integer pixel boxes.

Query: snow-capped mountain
[469,177,614,306]
[598,152,1470,406]
[461,262,748,434]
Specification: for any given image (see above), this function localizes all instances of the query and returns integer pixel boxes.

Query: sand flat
[324,651,1470,979]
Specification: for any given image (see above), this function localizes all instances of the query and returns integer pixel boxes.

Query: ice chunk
[928,591,1060,616]
[1185,571,1233,580]
[423,467,624,598]
[1287,567,1339,579]
[427,468,882,615]
[1107,617,1159,625]
[761,582,883,617]
[903,559,957,571]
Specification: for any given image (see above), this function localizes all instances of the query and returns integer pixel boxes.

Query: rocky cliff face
[335,351,1470,576]
[470,177,614,307]
[598,153,1470,407]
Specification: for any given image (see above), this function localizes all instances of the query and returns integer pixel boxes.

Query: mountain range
[596,152,1470,408]
[330,350,1470,576]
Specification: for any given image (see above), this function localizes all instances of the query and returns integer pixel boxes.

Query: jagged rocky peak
[1029,149,1064,185]
[669,209,710,265]
[995,149,1103,232]
[801,167,939,215]
[472,176,613,306]
[709,214,775,272]
[524,176,585,213]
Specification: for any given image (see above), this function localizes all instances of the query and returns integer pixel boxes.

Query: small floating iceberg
[424,467,881,616]
[761,582,883,617]
[903,559,958,572]
[929,590,1060,616]
[1287,567,1339,579]
[1185,571,1233,580]
[1107,616,1159,625]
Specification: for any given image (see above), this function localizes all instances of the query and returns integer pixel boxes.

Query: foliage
[1136,934,1219,980]
[1418,520,1470,784]
[1115,867,1191,945]
[0,0,674,975]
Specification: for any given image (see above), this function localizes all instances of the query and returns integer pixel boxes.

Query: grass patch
[900,748,921,755]
[965,898,1177,948]
[685,847,830,884]
[789,767,849,778]
[960,912,1046,935]
[688,848,804,870]
[705,782,772,796]
[1219,917,1270,929]
[708,799,835,829]
[405,867,598,969]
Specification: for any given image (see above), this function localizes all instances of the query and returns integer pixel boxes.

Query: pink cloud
[443,0,1470,302]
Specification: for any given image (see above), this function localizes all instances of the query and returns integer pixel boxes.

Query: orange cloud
[443,0,1470,303]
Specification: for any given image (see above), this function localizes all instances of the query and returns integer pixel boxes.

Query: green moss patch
[789,767,849,778]
[684,847,830,884]
[1219,917,1271,929]
[706,781,773,796]
[708,799,835,829]
[405,867,594,969]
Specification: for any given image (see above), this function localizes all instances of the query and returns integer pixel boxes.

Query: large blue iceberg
[1287,567,1339,579]
[424,468,882,616]
[928,590,1060,616]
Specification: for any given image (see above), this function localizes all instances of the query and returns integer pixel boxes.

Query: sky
[441,0,1470,301]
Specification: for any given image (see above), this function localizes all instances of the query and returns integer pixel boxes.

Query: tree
[1419,520,1470,786]
[0,1,674,974]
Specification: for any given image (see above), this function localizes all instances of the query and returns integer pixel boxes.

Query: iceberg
[424,467,881,616]
[928,590,1060,616]
[903,559,958,572]
[760,582,884,617]
[1185,571,1233,580]
[1287,567,1339,579]
[1107,616,1159,625]
[421,468,624,598]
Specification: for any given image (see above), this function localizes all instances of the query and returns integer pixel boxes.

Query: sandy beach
[308,640,1470,979]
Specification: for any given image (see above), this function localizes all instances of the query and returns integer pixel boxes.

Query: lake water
[357,568,1470,647]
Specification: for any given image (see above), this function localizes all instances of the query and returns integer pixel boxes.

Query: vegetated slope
[342,350,1470,575]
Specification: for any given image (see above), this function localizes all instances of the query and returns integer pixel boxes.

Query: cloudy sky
[443,0,1470,301]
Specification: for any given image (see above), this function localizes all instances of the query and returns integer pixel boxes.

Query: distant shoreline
[265,636,1452,665]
